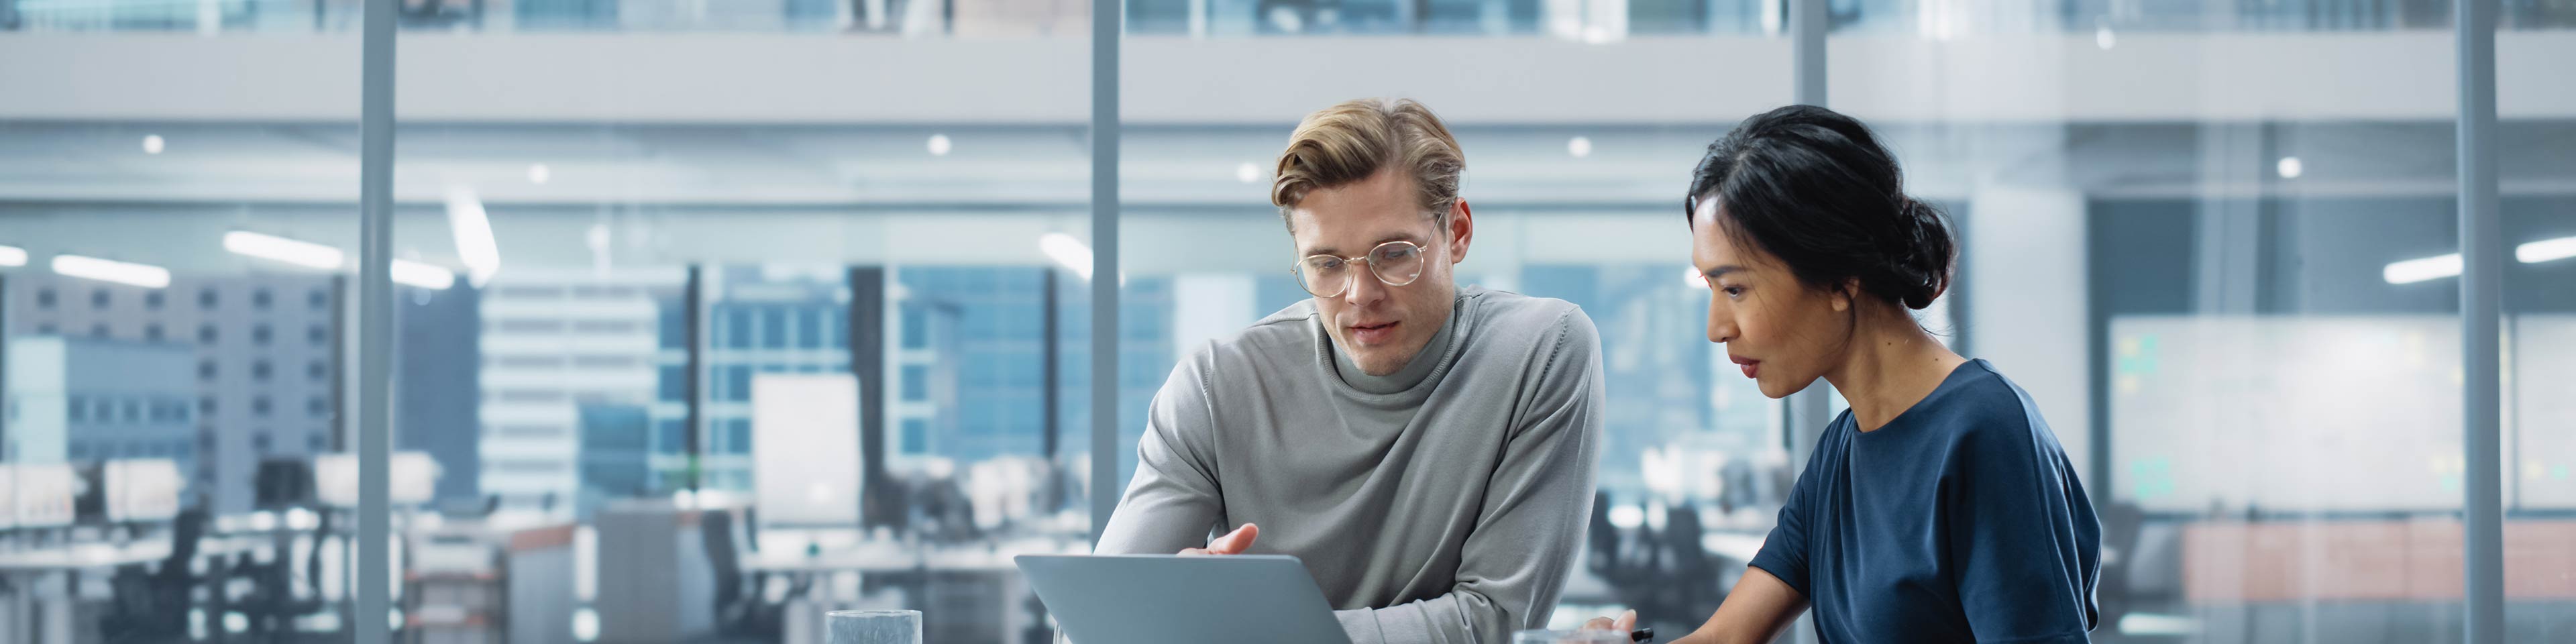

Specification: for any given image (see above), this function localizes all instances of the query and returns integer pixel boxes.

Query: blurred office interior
[0,0,2570,641]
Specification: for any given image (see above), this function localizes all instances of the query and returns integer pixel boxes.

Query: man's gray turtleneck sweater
[1096,286,1605,643]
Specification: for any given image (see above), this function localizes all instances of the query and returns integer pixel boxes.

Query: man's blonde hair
[1270,98,1465,230]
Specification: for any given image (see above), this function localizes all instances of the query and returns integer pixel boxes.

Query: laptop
[1016,554,1354,644]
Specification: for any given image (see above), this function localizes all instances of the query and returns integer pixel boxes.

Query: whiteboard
[2510,315,2576,509]
[105,459,184,522]
[2108,315,2463,513]
[2110,314,2576,513]
[13,463,79,528]
[313,452,443,507]
[752,373,863,527]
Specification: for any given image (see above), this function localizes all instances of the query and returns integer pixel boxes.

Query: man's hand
[1179,523,1258,556]
[1578,609,1636,633]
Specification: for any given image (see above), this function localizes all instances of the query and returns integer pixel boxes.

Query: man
[1094,97,1605,643]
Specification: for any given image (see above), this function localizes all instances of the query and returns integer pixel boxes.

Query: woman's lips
[1731,356,1760,379]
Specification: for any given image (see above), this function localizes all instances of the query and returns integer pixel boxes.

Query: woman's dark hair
[1685,104,1955,311]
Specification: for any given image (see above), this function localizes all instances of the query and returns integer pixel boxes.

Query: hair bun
[1890,197,1955,310]
[1684,105,1957,313]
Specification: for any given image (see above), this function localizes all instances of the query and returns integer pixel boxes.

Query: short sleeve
[1944,414,2101,643]
[1746,428,1830,600]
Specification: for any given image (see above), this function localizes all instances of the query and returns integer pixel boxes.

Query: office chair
[254,460,317,509]
[702,508,794,639]
[1587,497,1727,632]
[2096,500,2145,628]
[225,508,334,640]
[101,506,208,643]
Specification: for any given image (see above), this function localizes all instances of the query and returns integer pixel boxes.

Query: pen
[1631,627,1655,643]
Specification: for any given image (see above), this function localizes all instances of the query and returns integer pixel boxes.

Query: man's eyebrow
[1304,232,1428,258]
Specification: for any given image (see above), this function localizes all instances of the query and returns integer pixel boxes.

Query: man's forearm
[1330,589,1504,644]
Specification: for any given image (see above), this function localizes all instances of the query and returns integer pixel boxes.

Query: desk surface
[0,541,172,572]
[741,537,1085,574]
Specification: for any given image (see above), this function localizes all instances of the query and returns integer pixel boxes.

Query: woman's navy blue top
[1748,359,2101,643]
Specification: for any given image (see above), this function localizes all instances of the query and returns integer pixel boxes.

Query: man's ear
[1445,200,1474,264]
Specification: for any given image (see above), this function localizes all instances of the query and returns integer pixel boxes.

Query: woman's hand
[1659,567,1809,644]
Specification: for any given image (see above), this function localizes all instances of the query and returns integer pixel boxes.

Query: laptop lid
[1016,554,1354,644]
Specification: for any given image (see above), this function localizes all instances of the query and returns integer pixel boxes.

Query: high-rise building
[476,269,674,509]
[8,274,341,514]
[576,402,652,517]
[399,283,482,506]
[891,267,1177,483]
[4,336,197,474]
[694,264,850,492]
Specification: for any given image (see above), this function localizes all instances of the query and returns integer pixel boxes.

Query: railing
[2,0,2569,34]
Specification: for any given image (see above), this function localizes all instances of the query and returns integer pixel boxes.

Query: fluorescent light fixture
[0,245,26,267]
[444,186,501,287]
[2275,156,2303,179]
[1039,233,1093,281]
[926,133,953,156]
[2383,253,2461,284]
[1567,136,1593,158]
[573,608,600,643]
[2116,612,2198,636]
[527,164,551,184]
[1682,266,1707,288]
[1236,162,1260,184]
[391,260,456,290]
[142,135,164,155]
[224,231,344,270]
[53,254,170,288]
[2381,235,2576,284]
[2518,235,2576,264]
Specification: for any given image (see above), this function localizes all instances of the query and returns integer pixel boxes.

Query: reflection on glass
[0,117,365,640]
[13,0,2572,34]
[6,0,2565,640]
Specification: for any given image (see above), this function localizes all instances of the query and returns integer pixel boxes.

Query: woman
[1588,105,2100,643]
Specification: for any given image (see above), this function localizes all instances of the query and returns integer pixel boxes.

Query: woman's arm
[1667,566,1809,644]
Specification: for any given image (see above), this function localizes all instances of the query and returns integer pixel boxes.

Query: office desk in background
[0,539,174,644]
[740,535,1083,644]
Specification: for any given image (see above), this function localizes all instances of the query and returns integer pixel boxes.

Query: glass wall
[1117,15,1788,632]
[0,70,366,644]
[1,0,2565,642]
[2497,27,2576,643]
[384,9,1097,632]
[1824,1,2567,641]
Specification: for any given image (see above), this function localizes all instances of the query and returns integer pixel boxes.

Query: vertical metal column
[354,0,396,635]
[1088,0,1122,544]
[1790,0,1825,107]
[1,276,9,459]
[686,264,706,492]
[849,266,888,527]
[1042,268,1062,511]
[2456,0,2504,641]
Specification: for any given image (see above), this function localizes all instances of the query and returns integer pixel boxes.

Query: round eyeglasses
[1292,240,1428,298]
